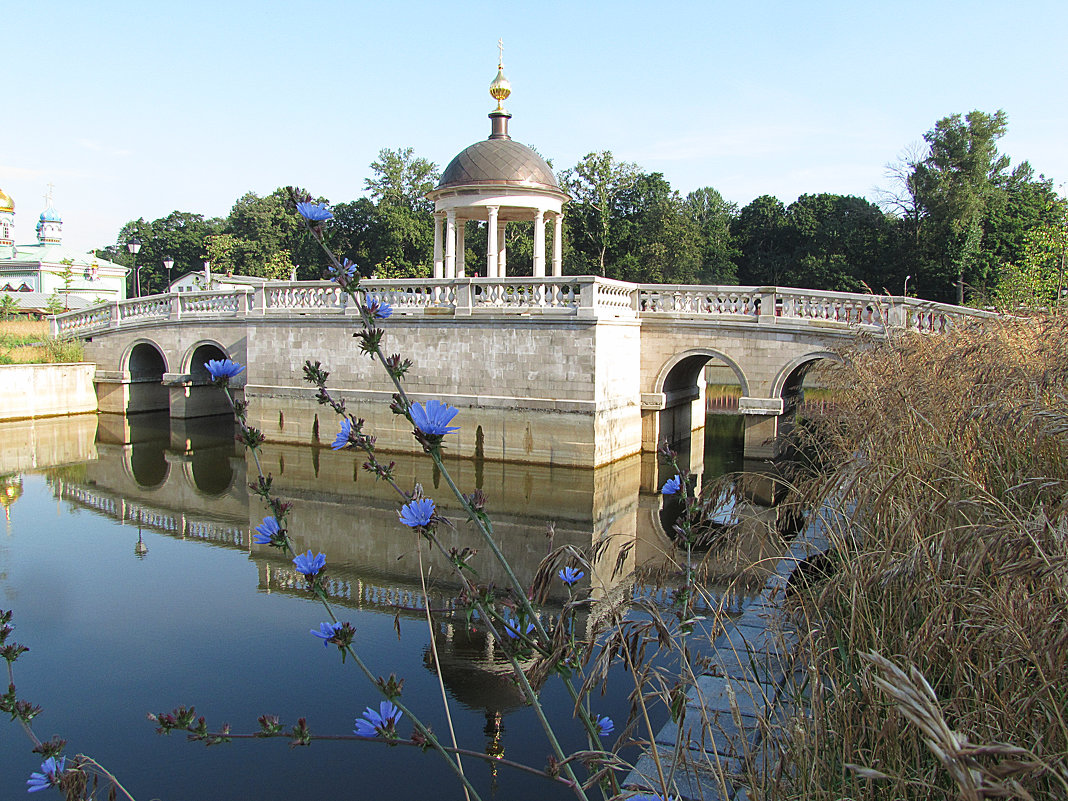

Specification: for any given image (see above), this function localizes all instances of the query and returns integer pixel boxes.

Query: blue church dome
[40,205,62,222]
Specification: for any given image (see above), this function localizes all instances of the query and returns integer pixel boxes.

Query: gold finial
[489,39,511,111]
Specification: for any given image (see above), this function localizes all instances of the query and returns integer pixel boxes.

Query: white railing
[264,283,347,312]
[179,289,253,315]
[51,278,995,337]
[776,288,888,326]
[639,285,760,317]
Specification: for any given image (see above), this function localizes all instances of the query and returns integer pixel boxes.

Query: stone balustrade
[51,277,994,338]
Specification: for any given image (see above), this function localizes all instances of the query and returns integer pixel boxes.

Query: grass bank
[0,319,83,364]
[773,312,1068,800]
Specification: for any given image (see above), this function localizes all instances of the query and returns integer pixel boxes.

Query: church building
[0,186,127,314]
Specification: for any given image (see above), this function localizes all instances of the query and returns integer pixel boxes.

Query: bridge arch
[183,340,232,383]
[122,339,168,378]
[771,350,843,399]
[653,347,750,398]
[120,340,171,414]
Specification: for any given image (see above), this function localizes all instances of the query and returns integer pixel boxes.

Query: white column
[433,212,443,279]
[552,212,563,277]
[455,218,466,278]
[486,206,499,278]
[497,222,507,277]
[444,210,456,279]
[533,210,546,277]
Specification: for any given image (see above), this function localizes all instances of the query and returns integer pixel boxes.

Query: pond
[0,410,764,801]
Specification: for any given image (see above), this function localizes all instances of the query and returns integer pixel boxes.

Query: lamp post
[163,255,174,293]
[127,237,142,297]
[903,274,911,298]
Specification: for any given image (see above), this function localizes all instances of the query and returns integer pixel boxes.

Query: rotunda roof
[40,204,61,222]
[0,189,13,213]
[437,138,561,192]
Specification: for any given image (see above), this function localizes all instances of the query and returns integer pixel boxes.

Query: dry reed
[768,311,1068,800]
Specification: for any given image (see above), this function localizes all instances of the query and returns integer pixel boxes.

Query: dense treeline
[102,111,1066,306]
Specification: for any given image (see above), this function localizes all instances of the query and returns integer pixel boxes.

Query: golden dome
[489,66,511,111]
[0,188,13,214]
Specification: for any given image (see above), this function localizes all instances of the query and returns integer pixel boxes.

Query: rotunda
[427,58,569,279]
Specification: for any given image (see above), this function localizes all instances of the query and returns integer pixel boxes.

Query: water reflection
[14,411,796,616]
[0,411,797,801]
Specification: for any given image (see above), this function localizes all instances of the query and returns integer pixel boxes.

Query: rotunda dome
[0,189,13,213]
[437,138,561,193]
[40,204,62,222]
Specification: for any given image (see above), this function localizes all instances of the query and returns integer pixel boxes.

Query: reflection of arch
[188,453,235,497]
[770,351,842,398]
[123,340,168,379]
[126,442,170,489]
[184,341,230,383]
[654,348,750,397]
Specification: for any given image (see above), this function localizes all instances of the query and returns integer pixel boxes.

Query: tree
[224,189,302,277]
[0,295,19,320]
[57,259,75,308]
[685,188,738,284]
[732,196,790,286]
[560,151,641,276]
[910,110,1012,303]
[108,213,222,294]
[992,195,1068,308]
[365,148,439,213]
[785,194,892,292]
[613,173,702,284]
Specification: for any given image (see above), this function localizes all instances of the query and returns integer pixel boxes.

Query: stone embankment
[0,363,97,420]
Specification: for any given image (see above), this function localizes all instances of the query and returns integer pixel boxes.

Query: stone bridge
[53,276,992,467]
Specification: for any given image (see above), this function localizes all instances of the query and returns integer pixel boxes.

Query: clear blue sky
[5,0,1066,254]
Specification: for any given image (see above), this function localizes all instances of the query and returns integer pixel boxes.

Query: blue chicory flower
[596,714,614,737]
[204,359,245,381]
[253,516,281,545]
[410,399,460,437]
[296,201,333,222]
[366,297,393,319]
[504,617,535,639]
[310,621,343,647]
[27,756,65,793]
[329,258,358,281]
[293,550,326,577]
[398,498,435,528]
[661,475,682,495]
[332,418,352,451]
[558,566,584,586]
[354,700,403,738]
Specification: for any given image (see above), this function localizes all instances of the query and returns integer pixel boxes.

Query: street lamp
[903,274,911,298]
[127,237,142,297]
[163,255,174,293]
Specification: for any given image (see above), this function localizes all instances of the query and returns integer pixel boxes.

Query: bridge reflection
[37,414,788,618]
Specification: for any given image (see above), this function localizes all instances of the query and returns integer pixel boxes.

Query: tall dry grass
[0,319,82,364]
[772,312,1068,800]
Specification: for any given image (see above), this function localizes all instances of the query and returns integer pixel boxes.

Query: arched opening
[187,343,228,384]
[126,342,169,414]
[655,350,747,496]
[773,353,844,450]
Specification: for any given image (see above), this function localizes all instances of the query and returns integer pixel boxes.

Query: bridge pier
[94,371,170,415]
[164,373,239,419]
[739,397,784,460]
